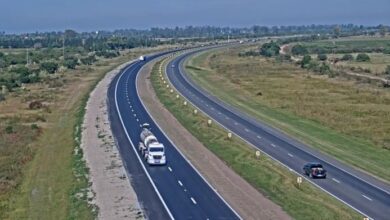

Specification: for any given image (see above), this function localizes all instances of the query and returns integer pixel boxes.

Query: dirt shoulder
[137,59,291,220]
[81,61,143,219]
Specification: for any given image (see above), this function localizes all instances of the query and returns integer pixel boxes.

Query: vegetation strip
[185,46,390,182]
[151,59,362,220]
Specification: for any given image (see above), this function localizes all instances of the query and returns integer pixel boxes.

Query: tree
[259,41,280,57]
[333,25,341,38]
[291,44,308,55]
[379,25,388,37]
[356,53,370,62]
[40,62,59,74]
[319,63,331,74]
[317,54,327,61]
[341,54,354,61]
[301,55,312,68]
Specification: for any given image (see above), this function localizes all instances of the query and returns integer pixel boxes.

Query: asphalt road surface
[166,48,390,220]
[108,51,240,220]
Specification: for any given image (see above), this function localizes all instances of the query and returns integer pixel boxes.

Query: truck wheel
[309,173,313,178]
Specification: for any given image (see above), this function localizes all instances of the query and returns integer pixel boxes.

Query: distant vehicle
[139,55,145,61]
[139,123,166,165]
[303,162,327,178]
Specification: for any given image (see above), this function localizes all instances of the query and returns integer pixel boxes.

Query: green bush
[291,44,308,55]
[260,41,280,57]
[341,54,354,61]
[5,125,13,134]
[317,54,328,61]
[356,53,370,62]
[301,55,312,68]
[40,62,59,74]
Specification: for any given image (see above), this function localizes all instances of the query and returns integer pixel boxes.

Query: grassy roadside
[151,59,363,219]
[1,47,171,219]
[184,48,390,182]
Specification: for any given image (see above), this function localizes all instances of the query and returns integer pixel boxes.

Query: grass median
[151,59,362,220]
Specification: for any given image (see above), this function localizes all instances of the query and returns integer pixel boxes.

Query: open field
[328,53,390,75]
[184,47,390,182]
[0,46,171,219]
[151,60,362,219]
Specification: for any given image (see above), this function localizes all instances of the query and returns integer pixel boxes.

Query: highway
[107,51,240,220]
[166,48,390,220]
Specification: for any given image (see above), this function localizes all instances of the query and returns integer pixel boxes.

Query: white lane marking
[178,180,183,187]
[136,118,139,122]
[211,107,214,110]
[332,178,340,183]
[225,116,229,120]
[115,62,174,219]
[257,135,262,139]
[271,144,276,148]
[234,122,238,125]
[130,105,132,108]
[362,195,373,201]
[244,128,249,132]
[131,109,134,112]
[191,197,197,205]
[133,114,136,117]
[218,112,221,115]
[168,167,172,172]
[288,153,293,157]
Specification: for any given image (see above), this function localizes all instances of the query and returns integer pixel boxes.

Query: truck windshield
[149,147,164,152]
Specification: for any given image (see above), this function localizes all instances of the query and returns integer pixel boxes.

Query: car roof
[306,162,323,166]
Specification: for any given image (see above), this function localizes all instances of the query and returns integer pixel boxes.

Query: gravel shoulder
[81,61,143,219]
[137,59,291,220]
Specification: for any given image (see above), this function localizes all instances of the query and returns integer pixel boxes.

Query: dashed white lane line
[211,107,214,110]
[131,109,134,112]
[271,144,276,148]
[218,112,221,115]
[191,197,197,205]
[133,114,136,117]
[244,128,249,132]
[362,194,373,201]
[234,122,238,125]
[332,178,340,183]
[136,118,139,122]
[225,116,229,120]
[288,153,294,157]
[257,135,262,139]
[168,167,172,172]
[178,180,183,187]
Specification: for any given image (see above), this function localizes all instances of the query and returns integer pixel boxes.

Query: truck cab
[145,143,166,165]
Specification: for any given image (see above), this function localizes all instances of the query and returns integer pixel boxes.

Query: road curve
[166,48,390,220]
[107,51,240,219]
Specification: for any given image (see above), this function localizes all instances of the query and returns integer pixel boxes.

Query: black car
[303,162,327,178]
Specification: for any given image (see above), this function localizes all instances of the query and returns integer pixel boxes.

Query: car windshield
[311,164,323,168]
[149,147,164,152]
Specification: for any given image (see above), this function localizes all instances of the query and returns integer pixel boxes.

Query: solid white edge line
[288,153,293,157]
[167,50,373,220]
[136,55,242,220]
[115,60,175,220]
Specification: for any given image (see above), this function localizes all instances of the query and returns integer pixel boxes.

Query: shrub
[291,44,308,55]
[29,101,43,110]
[80,55,96,65]
[63,56,78,69]
[301,55,312,68]
[260,41,280,57]
[0,93,5,102]
[341,54,354,61]
[40,62,59,74]
[356,53,370,62]
[317,54,328,61]
[5,125,13,134]
[31,123,39,130]
[385,65,390,75]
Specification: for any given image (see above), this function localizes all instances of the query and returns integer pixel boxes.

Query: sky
[1,0,389,33]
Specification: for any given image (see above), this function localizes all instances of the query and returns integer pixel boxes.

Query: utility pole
[26,47,29,66]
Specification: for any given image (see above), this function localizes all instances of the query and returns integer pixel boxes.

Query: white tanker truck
[138,123,166,165]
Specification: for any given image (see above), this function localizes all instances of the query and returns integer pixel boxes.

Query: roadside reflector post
[227,132,232,139]
[176,94,180,99]
[163,80,166,84]
[193,109,198,115]
[297,176,303,188]
[363,218,369,220]
[255,150,261,159]
[166,85,169,88]
[170,89,174,93]
[207,119,212,126]
[183,101,187,106]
